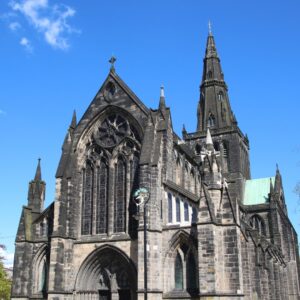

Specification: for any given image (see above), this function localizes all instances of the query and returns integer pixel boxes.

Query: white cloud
[9,0,77,50]
[0,109,7,115]
[9,21,21,31]
[20,36,33,52]
[0,247,14,268]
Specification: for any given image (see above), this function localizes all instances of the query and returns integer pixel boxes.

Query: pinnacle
[70,110,77,129]
[206,128,213,145]
[34,158,42,181]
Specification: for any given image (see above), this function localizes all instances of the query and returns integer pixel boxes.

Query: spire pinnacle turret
[70,110,77,129]
[34,158,42,181]
[206,128,213,146]
[28,159,45,212]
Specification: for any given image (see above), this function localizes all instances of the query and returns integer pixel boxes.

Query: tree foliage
[0,244,12,300]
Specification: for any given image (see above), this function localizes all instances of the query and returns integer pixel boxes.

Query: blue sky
[0,0,300,267]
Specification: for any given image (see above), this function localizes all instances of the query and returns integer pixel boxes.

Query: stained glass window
[176,198,181,222]
[131,154,139,192]
[184,202,189,222]
[96,160,108,234]
[82,163,93,235]
[175,253,183,290]
[168,193,172,223]
[114,158,126,232]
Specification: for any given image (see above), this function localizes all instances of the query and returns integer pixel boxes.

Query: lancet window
[175,253,184,290]
[207,114,215,127]
[168,193,173,223]
[82,163,93,235]
[114,157,126,233]
[96,159,108,234]
[250,215,266,236]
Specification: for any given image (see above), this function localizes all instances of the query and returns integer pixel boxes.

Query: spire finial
[109,55,116,72]
[70,110,77,129]
[160,85,165,98]
[208,20,212,36]
[34,158,42,181]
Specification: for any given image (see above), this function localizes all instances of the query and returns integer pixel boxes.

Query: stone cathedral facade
[11,32,300,300]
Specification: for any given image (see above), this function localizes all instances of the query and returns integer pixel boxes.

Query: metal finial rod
[208,20,212,35]
[160,84,165,98]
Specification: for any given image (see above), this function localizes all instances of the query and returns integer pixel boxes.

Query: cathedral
[11,30,300,300]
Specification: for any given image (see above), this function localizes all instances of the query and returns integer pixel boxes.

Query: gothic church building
[12,31,300,300]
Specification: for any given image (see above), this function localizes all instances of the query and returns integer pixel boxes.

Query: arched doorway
[75,245,137,300]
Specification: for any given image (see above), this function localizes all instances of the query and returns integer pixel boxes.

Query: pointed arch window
[82,163,93,235]
[168,193,173,223]
[175,253,183,290]
[207,114,215,127]
[114,157,126,232]
[250,215,266,236]
[184,202,189,222]
[96,160,108,234]
[218,91,224,101]
[176,197,181,222]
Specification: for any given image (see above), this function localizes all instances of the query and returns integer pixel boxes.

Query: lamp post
[134,187,150,300]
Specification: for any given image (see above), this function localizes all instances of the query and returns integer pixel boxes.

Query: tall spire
[34,158,42,181]
[197,30,235,132]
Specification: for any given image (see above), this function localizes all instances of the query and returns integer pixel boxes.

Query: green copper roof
[243,177,275,205]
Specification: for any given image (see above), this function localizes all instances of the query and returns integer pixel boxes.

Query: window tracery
[96,159,108,234]
[114,157,126,233]
[250,215,266,236]
[82,163,93,235]
[173,244,198,293]
[81,112,141,236]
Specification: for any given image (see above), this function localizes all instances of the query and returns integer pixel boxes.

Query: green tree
[0,244,11,300]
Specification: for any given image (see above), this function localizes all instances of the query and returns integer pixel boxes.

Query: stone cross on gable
[109,56,116,71]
